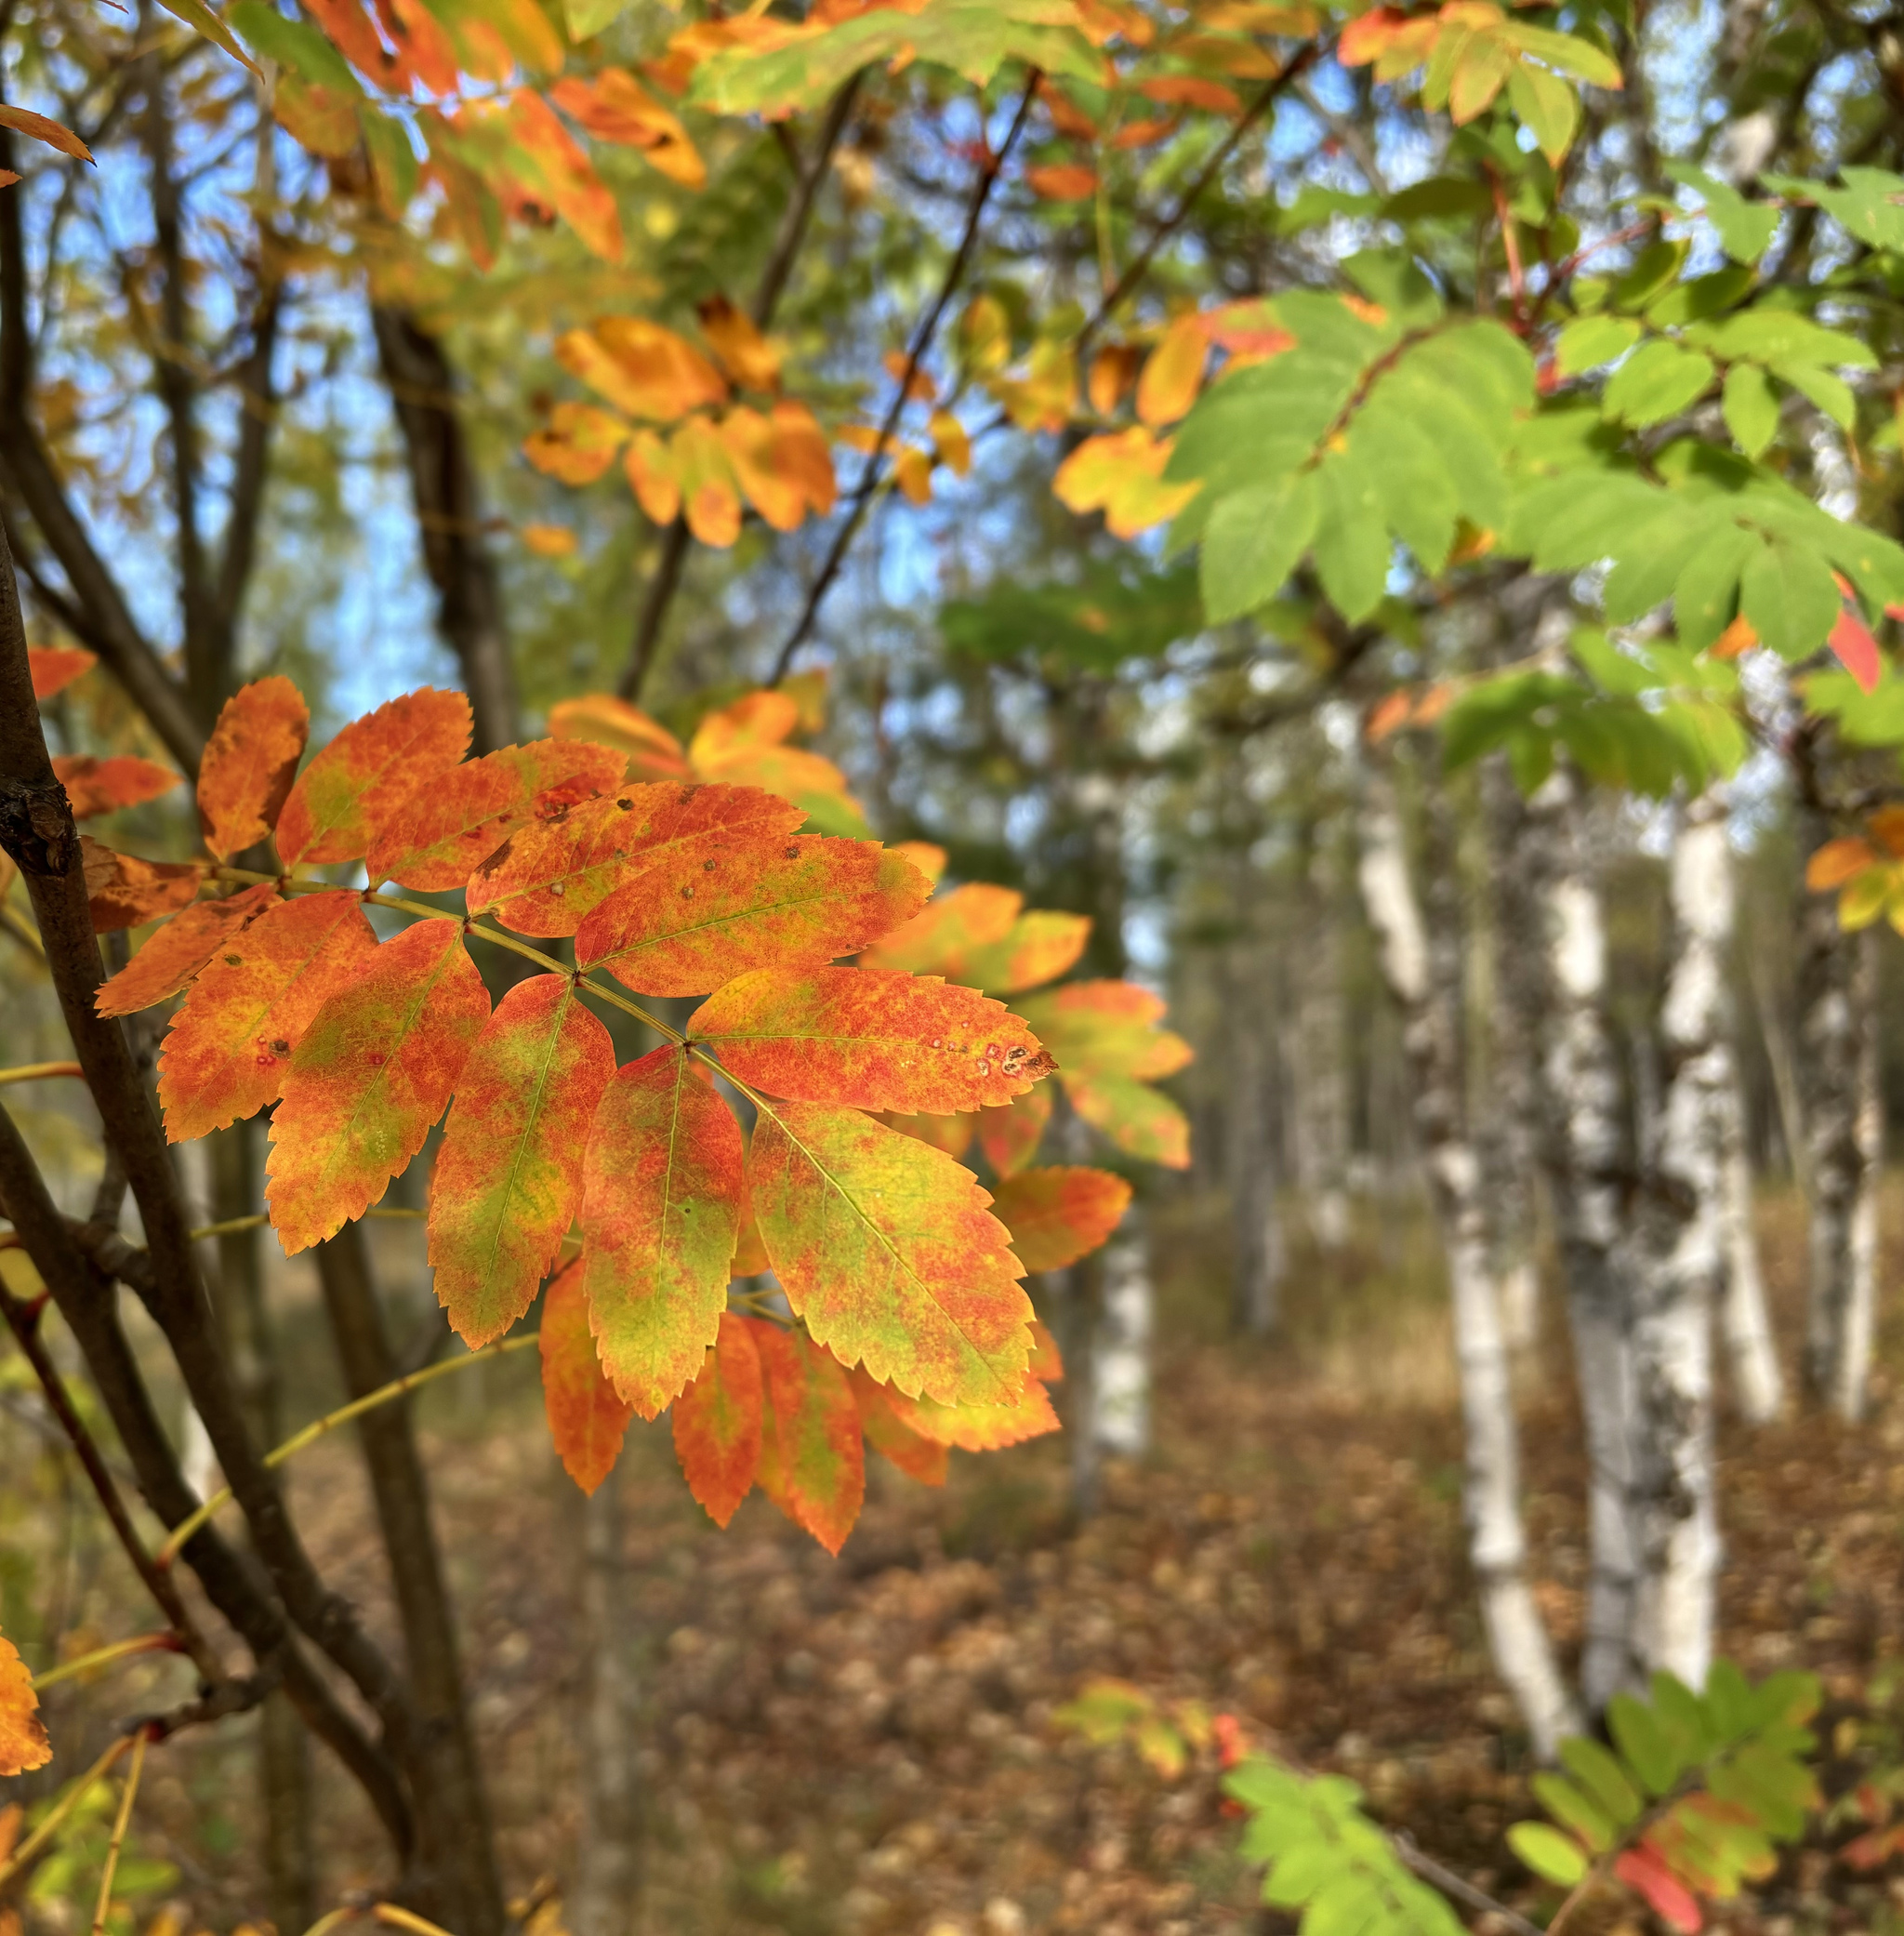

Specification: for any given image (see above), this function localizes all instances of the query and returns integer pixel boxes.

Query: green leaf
[1533,1772,1617,1852]
[1646,266,1756,325]
[1723,363,1782,457]
[1311,452,1391,621]
[155,0,259,69]
[230,0,357,86]
[1440,670,1571,769]
[1506,59,1580,163]
[1607,1691,1686,1796]
[1776,360,1856,430]
[1498,18,1625,86]
[1739,535,1842,658]
[1611,238,1691,311]
[1199,474,1320,623]
[564,0,631,34]
[1508,1821,1591,1886]
[1561,1737,1645,1826]
[1673,523,1755,652]
[1664,161,1780,264]
[1556,313,1642,376]
[1692,309,1879,370]
[1603,339,1716,426]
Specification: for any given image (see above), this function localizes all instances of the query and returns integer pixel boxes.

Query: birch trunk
[1799,855,1884,1420]
[1091,1212,1153,1462]
[1628,797,1727,1687]
[1289,840,1352,1249]
[1229,951,1285,1337]
[1357,764,1579,1757]
[1717,1055,1784,1423]
[570,1460,640,1936]
[1520,765,1640,1713]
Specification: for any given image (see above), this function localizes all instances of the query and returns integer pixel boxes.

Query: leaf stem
[0,1059,84,1086]
[89,1724,150,1936]
[31,1630,181,1693]
[0,1732,135,1889]
[155,1331,539,1568]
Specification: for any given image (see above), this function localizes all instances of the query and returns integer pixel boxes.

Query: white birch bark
[1717,1059,1784,1423]
[1229,958,1286,1337]
[572,1460,640,1936]
[1290,838,1352,1249]
[1799,859,1884,1420]
[1628,796,1728,1687]
[1521,766,1641,1713]
[1091,1214,1153,1460]
[1357,765,1580,1757]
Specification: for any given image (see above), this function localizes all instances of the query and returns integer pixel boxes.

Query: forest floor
[14,1179,1904,1936]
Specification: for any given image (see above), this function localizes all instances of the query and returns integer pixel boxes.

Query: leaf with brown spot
[53,755,182,819]
[80,837,202,933]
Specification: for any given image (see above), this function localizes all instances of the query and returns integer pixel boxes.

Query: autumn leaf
[747,1098,1033,1405]
[1015,977,1169,1073]
[753,1320,865,1554]
[626,427,681,524]
[523,401,630,484]
[891,840,946,885]
[549,68,706,187]
[697,293,781,391]
[1807,837,1878,891]
[540,1258,633,1494]
[267,918,491,1253]
[430,975,615,1348]
[0,1627,50,1778]
[693,966,1054,1113]
[882,1109,975,1158]
[992,1164,1132,1269]
[367,738,625,890]
[859,881,1024,975]
[1136,313,1210,427]
[275,687,471,868]
[1137,72,1242,113]
[978,1084,1052,1177]
[1026,162,1097,200]
[0,102,94,164]
[671,414,744,546]
[673,1310,765,1526]
[94,883,280,1017]
[81,837,202,933]
[1052,427,1200,537]
[505,89,625,261]
[952,909,1091,993]
[849,1365,949,1485]
[580,1045,746,1416]
[881,1374,1061,1451]
[157,890,377,1142]
[468,780,802,937]
[558,317,727,422]
[1064,1069,1191,1167]
[27,644,95,699]
[575,836,929,997]
[52,754,183,819]
[548,694,694,781]
[1831,603,1883,696]
[196,675,311,860]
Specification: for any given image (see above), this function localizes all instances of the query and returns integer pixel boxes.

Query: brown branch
[212,274,283,655]
[768,72,1042,686]
[619,70,867,703]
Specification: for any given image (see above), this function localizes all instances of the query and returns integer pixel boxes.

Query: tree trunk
[1289,839,1351,1249]
[1519,765,1640,1714]
[1228,947,1285,1337]
[313,1223,505,1936]
[1091,1213,1153,1463]
[1716,1052,1784,1424]
[570,1461,640,1936]
[1357,762,1579,1756]
[1628,796,1727,1687]
[1799,849,1883,1420]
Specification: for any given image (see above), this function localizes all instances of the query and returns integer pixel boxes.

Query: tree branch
[768,72,1042,685]
[212,273,283,657]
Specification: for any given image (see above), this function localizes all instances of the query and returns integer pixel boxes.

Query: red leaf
[859,881,1024,976]
[990,1164,1132,1270]
[672,1310,764,1525]
[753,1320,865,1554]
[429,975,615,1347]
[849,1365,948,1485]
[267,919,491,1253]
[1026,162,1097,200]
[580,1045,746,1416]
[547,695,694,783]
[196,676,311,860]
[575,835,928,997]
[275,687,471,868]
[1831,603,1883,695]
[53,754,182,818]
[94,884,280,1017]
[1614,1847,1704,1934]
[81,837,202,933]
[690,966,1056,1113]
[27,644,95,699]
[468,780,801,938]
[540,1258,633,1494]
[157,890,377,1142]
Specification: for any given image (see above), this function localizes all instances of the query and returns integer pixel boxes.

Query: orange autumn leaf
[850,1364,948,1484]
[1064,1068,1192,1167]
[859,880,1024,976]
[539,1258,633,1495]
[1111,114,1177,149]
[880,1372,1060,1451]
[157,890,377,1142]
[549,68,706,188]
[196,676,311,861]
[991,1163,1132,1270]
[53,754,182,819]
[671,414,744,546]
[523,401,630,484]
[81,837,202,933]
[753,1320,865,1554]
[1026,161,1097,201]
[430,975,615,1348]
[1870,805,1904,857]
[505,89,625,262]
[94,884,280,1018]
[952,909,1092,994]
[625,427,682,524]
[697,293,781,391]
[1137,72,1243,113]
[673,1310,765,1525]
[1805,837,1879,891]
[890,840,946,886]
[1052,427,1200,537]
[275,687,471,868]
[692,966,1054,1113]
[1088,343,1144,416]
[0,102,94,164]
[27,644,95,699]
[1136,314,1210,427]
[580,1045,746,1416]
[0,1627,50,1778]
[266,918,491,1253]
[547,695,694,782]
[558,317,727,422]
[977,1082,1052,1178]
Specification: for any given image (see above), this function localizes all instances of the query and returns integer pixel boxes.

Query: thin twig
[0,1733,135,1888]
[90,1724,151,1936]
[0,1059,84,1086]
[31,1630,183,1694]
[769,72,1042,684]
[1392,1834,1545,1936]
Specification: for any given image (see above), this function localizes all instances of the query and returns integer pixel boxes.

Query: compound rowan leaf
[367,738,625,889]
[267,918,490,1253]
[548,694,694,781]
[158,890,377,1142]
[275,688,471,867]
[53,755,182,819]
[27,644,95,699]
[81,837,202,932]
[952,909,1091,993]
[575,837,928,997]
[978,1083,1051,1177]
[539,1257,632,1494]
[1064,1070,1191,1167]
[694,967,1054,1113]
[859,881,1024,975]
[880,1373,1061,1450]
[672,1309,764,1525]
[747,1099,1033,1405]
[580,1045,745,1416]
[469,781,802,937]
[94,884,280,1016]
[991,1164,1131,1269]
[849,1364,948,1484]
[430,975,615,1347]
[0,1627,50,1778]
[753,1320,865,1554]
[197,676,311,860]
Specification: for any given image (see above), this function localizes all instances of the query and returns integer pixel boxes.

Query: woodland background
[6,0,1904,1929]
